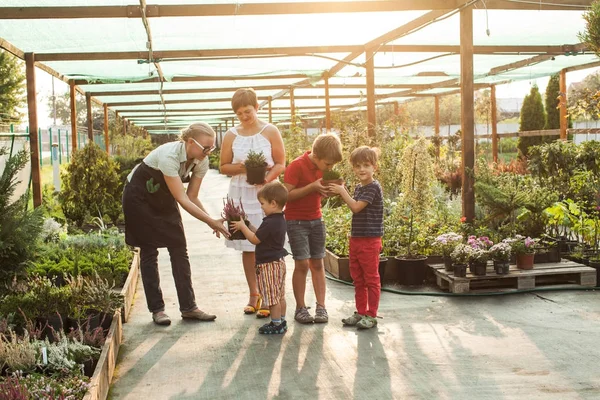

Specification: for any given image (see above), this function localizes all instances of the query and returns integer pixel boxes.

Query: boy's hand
[327,183,345,196]
[310,178,330,196]
[229,220,246,232]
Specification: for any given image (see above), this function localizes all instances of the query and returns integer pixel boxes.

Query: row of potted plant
[433,233,539,277]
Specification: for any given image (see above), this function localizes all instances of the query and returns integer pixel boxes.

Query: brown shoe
[181,308,217,321]
[152,311,171,326]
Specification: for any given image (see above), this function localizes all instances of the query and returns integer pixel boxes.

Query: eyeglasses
[191,138,216,155]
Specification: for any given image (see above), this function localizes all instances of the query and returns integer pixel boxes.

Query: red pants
[349,237,382,318]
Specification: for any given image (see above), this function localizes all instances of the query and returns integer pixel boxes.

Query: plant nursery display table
[431,260,597,294]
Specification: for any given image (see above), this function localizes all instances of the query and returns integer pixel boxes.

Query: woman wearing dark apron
[123,122,229,326]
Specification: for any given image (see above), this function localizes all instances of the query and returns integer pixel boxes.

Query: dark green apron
[123,162,187,248]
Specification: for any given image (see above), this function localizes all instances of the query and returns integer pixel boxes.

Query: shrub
[59,143,121,227]
[0,148,44,286]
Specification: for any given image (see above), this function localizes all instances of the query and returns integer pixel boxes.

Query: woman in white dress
[220,88,286,318]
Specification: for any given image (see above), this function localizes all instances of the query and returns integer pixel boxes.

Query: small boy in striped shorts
[230,181,289,334]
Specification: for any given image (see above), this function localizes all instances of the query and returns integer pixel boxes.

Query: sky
[29,65,600,128]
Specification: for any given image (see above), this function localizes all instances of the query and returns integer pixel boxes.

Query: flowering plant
[450,244,472,264]
[467,235,494,250]
[504,235,538,255]
[222,196,247,221]
[468,247,490,264]
[488,242,512,261]
[431,232,463,256]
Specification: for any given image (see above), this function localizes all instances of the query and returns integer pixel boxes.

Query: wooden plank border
[82,247,139,400]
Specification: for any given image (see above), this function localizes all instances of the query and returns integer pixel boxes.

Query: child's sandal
[244,293,262,315]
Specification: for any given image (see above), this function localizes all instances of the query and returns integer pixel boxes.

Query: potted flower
[466,235,493,274]
[222,196,248,240]
[505,235,538,270]
[432,232,463,271]
[468,247,489,276]
[450,244,471,277]
[244,149,268,185]
[489,242,511,274]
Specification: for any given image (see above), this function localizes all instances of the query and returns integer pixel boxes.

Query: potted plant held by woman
[450,244,471,278]
[244,149,268,185]
[222,196,249,240]
[432,232,463,271]
[489,242,512,274]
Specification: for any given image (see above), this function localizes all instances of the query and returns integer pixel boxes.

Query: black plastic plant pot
[493,260,510,275]
[453,263,467,277]
[246,165,267,185]
[228,219,250,240]
[471,261,487,276]
[378,256,388,285]
[394,255,427,285]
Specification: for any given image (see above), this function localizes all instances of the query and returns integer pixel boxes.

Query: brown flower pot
[322,178,344,186]
[516,253,535,270]
[246,165,267,185]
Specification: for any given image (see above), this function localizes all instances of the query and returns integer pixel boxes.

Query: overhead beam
[33,44,586,62]
[1,1,591,19]
[73,73,309,85]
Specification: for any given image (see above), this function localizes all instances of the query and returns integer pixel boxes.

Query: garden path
[109,169,600,400]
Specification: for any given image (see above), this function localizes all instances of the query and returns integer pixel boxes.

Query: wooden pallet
[432,260,597,293]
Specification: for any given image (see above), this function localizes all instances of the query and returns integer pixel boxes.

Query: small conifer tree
[518,84,552,157]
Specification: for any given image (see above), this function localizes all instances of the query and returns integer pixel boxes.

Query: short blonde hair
[350,146,380,167]
[257,181,288,208]
[312,133,343,163]
[179,122,215,142]
[231,88,258,112]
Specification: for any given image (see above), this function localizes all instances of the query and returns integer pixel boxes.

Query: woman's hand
[209,218,229,238]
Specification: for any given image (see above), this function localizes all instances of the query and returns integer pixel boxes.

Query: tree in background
[403,94,461,134]
[545,74,561,129]
[568,71,600,120]
[46,91,103,128]
[474,89,506,133]
[0,50,26,123]
[518,84,551,157]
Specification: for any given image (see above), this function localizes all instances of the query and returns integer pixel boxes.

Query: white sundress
[225,125,275,252]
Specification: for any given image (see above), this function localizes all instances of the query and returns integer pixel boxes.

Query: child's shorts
[256,258,287,307]
[286,219,326,260]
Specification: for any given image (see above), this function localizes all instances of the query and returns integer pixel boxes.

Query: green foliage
[527,140,579,200]
[518,84,552,157]
[545,74,561,129]
[208,151,220,170]
[0,148,44,285]
[281,121,310,165]
[110,133,153,160]
[0,50,26,123]
[322,201,351,256]
[244,149,267,168]
[399,137,434,217]
[322,169,341,181]
[578,0,600,58]
[58,143,121,226]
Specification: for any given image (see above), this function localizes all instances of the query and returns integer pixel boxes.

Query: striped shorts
[256,258,286,307]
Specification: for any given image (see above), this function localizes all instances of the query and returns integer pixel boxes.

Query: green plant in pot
[395,137,435,285]
[244,149,268,185]
[322,168,344,186]
[222,196,248,240]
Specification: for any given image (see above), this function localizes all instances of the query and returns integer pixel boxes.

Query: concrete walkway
[109,170,600,400]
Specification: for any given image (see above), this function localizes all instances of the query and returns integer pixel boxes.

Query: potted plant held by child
[244,149,268,185]
[432,232,463,272]
[450,244,471,278]
[322,168,344,186]
[222,196,249,240]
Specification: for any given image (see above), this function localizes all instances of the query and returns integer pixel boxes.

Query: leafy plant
[504,235,539,255]
[222,196,247,221]
[322,201,352,256]
[450,244,471,264]
[431,232,463,256]
[489,242,512,262]
[322,169,342,181]
[244,149,267,168]
[579,0,600,58]
[58,143,122,227]
[0,147,44,287]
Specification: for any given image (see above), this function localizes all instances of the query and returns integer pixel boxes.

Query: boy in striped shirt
[329,146,384,329]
